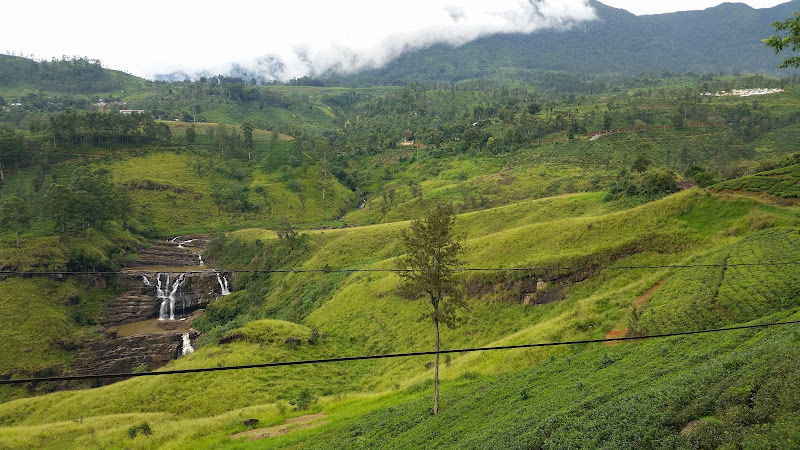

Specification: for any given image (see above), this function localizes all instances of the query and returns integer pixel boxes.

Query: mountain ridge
[339,0,800,84]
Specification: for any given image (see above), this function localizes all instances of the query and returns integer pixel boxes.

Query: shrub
[290,388,318,411]
[694,172,715,187]
[127,421,153,439]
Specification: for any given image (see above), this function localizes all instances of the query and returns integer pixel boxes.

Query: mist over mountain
[153,0,597,82]
[344,0,800,84]
[153,1,800,83]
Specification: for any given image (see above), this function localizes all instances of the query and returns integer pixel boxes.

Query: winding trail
[230,413,328,441]
[604,279,666,345]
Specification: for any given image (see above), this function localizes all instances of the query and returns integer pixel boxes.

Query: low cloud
[154,0,596,81]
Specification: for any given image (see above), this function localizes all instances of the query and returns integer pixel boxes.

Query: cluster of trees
[604,168,679,201]
[0,195,29,247]
[44,167,136,235]
[1,166,138,247]
[48,110,171,149]
[0,128,28,175]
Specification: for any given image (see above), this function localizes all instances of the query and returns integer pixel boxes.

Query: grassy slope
[103,152,356,234]
[342,98,800,228]
[1,190,798,448]
[712,163,800,199]
[291,311,800,449]
[0,277,110,375]
[0,230,134,402]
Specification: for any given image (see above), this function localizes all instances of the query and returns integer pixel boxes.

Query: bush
[127,421,152,439]
[694,172,715,188]
[290,388,318,410]
[639,170,678,196]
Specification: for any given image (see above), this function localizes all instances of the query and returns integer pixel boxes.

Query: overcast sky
[0,1,791,80]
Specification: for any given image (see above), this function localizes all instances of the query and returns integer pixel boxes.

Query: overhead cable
[1,319,797,385]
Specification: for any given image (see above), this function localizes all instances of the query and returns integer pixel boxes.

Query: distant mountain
[343,0,800,84]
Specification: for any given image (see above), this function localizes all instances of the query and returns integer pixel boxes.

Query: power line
[2,319,797,385]
[1,261,799,276]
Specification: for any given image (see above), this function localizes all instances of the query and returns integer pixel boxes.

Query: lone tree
[764,12,800,69]
[397,202,465,415]
[0,196,30,248]
[185,126,196,144]
[241,121,254,159]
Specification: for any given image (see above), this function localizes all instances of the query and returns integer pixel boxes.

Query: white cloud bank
[2,1,790,80]
[234,0,598,81]
[1,0,596,80]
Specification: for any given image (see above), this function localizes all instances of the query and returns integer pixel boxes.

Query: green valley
[1,9,800,446]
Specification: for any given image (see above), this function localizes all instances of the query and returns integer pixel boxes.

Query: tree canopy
[0,196,30,247]
[764,12,800,69]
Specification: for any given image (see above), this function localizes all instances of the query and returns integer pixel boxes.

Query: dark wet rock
[132,235,210,268]
[219,333,246,345]
[69,332,184,386]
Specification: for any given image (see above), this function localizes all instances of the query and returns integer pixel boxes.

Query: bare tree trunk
[434,316,440,415]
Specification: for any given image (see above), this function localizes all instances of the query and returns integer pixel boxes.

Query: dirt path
[230,413,328,441]
[604,279,666,345]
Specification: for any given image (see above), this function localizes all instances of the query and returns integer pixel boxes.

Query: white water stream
[157,273,186,320]
[216,273,231,296]
[181,333,194,355]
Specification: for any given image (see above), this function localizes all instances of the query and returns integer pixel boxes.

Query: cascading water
[181,333,194,355]
[141,275,151,286]
[216,273,231,296]
[157,273,186,320]
[156,273,168,319]
[198,254,204,265]
[177,238,194,249]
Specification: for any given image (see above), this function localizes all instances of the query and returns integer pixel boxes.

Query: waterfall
[157,273,186,320]
[177,238,195,249]
[168,274,185,320]
[141,275,151,286]
[198,254,204,265]
[157,273,169,320]
[181,333,194,355]
[216,273,231,296]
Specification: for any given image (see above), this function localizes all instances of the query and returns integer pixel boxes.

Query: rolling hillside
[0,190,798,448]
[2,13,800,446]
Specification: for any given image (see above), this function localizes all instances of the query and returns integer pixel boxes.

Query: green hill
[0,55,146,95]
[712,162,800,198]
[0,190,798,448]
[3,36,800,448]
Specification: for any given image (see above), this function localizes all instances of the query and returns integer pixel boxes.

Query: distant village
[705,88,785,97]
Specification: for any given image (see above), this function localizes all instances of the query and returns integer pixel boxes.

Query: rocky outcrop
[132,235,210,268]
[467,269,595,305]
[103,289,160,328]
[69,330,201,386]
[64,235,233,388]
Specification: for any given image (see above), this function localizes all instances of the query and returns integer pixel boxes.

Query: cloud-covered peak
[156,0,597,81]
